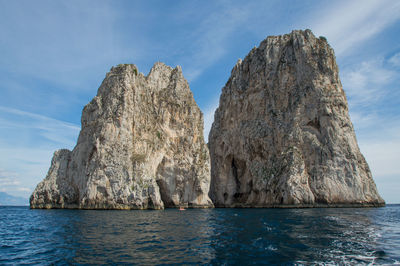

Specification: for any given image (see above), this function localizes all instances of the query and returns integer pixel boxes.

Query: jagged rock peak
[31,62,213,209]
[209,29,384,208]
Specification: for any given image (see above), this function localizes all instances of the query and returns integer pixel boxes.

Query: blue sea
[1,206,400,265]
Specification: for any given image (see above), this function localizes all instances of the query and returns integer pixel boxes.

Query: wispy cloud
[0,107,80,198]
[178,5,251,81]
[341,55,400,203]
[0,1,145,90]
[356,115,400,203]
[0,147,56,198]
[0,169,20,186]
[341,58,396,107]
[0,106,80,148]
[307,0,400,55]
[0,168,32,198]
[389,52,400,67]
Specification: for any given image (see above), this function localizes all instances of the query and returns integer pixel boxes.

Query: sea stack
[209,30,384,207]
[30,63,213,209]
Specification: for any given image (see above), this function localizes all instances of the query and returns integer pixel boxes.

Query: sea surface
[1,205,400,265]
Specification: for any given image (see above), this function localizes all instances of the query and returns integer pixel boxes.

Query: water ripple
[0,206,400,264]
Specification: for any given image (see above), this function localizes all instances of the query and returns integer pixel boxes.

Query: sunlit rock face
[208,30,385,207]
[31,63,213,209]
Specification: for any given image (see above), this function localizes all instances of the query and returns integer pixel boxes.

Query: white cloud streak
[342,55,400,203]
[341,58,396,107]
[0,147,55,198]
[308,0,400,56]
[0,107,80,198]
[0,106,80,147]
[0,1,143,90]
[0,168,31,198]
[180,6,251,81]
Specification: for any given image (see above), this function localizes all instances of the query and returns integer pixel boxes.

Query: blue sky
[0,0,399,203]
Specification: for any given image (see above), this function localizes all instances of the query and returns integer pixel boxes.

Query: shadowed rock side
[209,30,385,208]
[31,63,213,209]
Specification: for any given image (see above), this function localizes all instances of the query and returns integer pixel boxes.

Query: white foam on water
[325,215,340,221]
[265,244,277,251]
[337,254,378,265]
[262,222,273,231]
[297,235,309,239]
[295,260,337,266]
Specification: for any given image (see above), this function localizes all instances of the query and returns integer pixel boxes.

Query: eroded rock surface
[209,30,384,207]
[31,63,213,209]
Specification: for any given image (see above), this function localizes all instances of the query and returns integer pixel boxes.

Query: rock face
[209,30,384,207]
[31,63,213,209]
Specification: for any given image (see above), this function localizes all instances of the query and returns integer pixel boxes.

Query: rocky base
[213,202,385,208]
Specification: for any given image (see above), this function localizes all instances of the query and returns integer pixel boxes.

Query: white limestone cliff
[208,30,385,207]
[30,63,213,209]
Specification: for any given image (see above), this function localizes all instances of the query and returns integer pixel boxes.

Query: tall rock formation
[31,63,213,209]
[209,30,384,207]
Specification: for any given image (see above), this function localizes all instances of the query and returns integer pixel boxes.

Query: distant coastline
[0,192,28,206]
